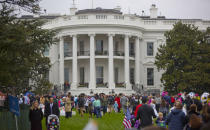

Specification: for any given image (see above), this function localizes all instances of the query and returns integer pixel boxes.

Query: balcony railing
[78,51,90,56]
[64,51,72,57]
[78,83,89,88]
[95,50,108,56]
[115,83,125,88]
[113,51,124,56]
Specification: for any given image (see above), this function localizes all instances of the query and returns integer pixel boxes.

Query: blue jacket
[166,109,187,130]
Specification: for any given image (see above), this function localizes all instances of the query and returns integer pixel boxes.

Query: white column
[135,36,140,85]
[108,33,115,89]
[71,34,78,89]
[124,34,131,90]
[59,36,64,90]
[89,34,96,89]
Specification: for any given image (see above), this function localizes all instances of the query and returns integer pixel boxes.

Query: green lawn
[42,111,125,130]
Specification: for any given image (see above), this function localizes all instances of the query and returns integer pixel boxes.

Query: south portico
[53,31,143,95]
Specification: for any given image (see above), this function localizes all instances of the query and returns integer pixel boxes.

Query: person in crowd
[188,104,200,117]
[44,97,60,126]
[159,99,169,118]
[114,94,121,113]
[88,98,94,118]
[166,100,187,130]
[93,95,101,118]
[120,94,128,115]
[142,126,167,130]
[185,95,193,111]
[84,96,89,113]
[65,93,72,118]
[156,112,166,128]
[170,100,187,115]
[136,96,156,128]
[155,94,161,113]
[29,100,43,130]
[201,104,210,124]
[78,94,85,117]
[185,114,202,130]
[101,95,108,115]
[114,101,118,113]
[192,96,203,112]
[150,99,158,117]
[107,95,114,113]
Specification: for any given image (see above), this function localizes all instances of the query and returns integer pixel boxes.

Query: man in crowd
[120,94,128,115]
[44,97,60,126]
[136,96,156,128]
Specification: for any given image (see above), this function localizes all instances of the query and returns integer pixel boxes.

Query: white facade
[40,5,210,95]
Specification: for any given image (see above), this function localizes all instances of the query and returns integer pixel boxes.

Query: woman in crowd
[166,100,187,130]
[159,99,169,118]
[29,100,43,130]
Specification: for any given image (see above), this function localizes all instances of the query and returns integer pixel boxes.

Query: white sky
[38,0,210,20]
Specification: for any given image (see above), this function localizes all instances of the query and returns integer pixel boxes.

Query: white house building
[24,4,210,95]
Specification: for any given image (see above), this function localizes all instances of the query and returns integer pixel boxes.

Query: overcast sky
[39,0,210,20]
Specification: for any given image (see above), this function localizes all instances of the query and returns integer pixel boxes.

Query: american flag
[123,116,132,128]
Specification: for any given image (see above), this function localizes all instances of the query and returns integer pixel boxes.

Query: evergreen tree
[0,1,56,94]
[155,22,210,94]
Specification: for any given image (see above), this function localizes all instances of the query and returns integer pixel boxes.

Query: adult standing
[155,94,161,113]
[115,94,121,113]
[136,97,156,128]
[166,101,187,130]
[44,97,60,126]
[78,94,85,117]
[29,101,43,130]
[107,95,114,113]
[101,95,108,115]
[65,93,72,118]
[120,94,128,115]
[93,95,101,118]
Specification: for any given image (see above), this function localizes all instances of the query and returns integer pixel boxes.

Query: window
[96,66,103,84]
[79,41,84,55]
[78,15,88,19]
[114,67,119,83]
[114,41,119,51]
[80,67,85,84]
[44,46,49,56]
[64,42,70,57]
[96,40,103,52]
[147,68,154,86]
[129,42,135,56]
[96,15,107,19]
[114,15,124,19]
[130,68,135,84]
[44,71,49,81]
[64,68,69,82]
[147,42,154,56]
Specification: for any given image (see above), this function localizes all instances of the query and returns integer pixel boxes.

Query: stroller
[47,114,60,130]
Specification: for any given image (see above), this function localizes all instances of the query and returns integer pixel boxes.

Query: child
[156,112,166,128]
[114,101,118,113]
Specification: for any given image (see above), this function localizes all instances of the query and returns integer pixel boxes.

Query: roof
[19,15,60,19]
[76,7,122,15]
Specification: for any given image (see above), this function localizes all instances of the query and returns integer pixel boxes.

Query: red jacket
[115,97,121,108]
[134,104,142,117]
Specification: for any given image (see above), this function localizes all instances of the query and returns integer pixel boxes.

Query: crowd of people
[18,91,210,130]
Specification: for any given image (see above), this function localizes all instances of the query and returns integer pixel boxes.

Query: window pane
[147,68,154,85]
[96,40,103,52]
[80,41,84,52]
[64,68,69,82]
[96,66,103,84]
[130,68,135,84]
[80,67,85,83]
[147,42,154,56]
[114,41,119,51]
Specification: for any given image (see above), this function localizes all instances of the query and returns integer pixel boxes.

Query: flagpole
[15,115,18,130]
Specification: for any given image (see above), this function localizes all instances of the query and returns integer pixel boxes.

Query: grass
[42,110,125,130]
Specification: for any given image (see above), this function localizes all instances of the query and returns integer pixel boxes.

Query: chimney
[70,0,77,15]
[114,6,121,11]
[150,4,158,18]
[70,7,77,15]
